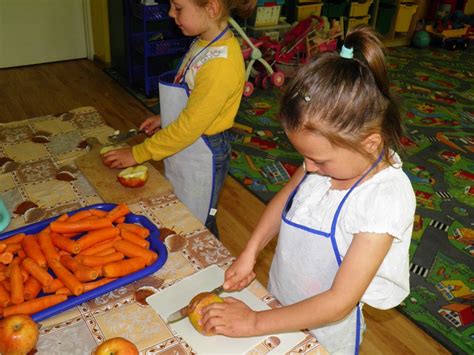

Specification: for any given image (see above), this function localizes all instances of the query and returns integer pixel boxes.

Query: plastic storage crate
[129,1,170,21]
[246,21,292,41]
[395,4,418,32]
[131,32,190,56]
[349,1,373,16]
[249,5,282,26]
[322,1,348,18]
[346,15,370,31]
[296,3,324,20]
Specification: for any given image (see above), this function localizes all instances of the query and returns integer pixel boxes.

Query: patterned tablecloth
[0,107,326,354]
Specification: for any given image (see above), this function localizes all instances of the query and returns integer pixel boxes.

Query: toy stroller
[229,18,285,97]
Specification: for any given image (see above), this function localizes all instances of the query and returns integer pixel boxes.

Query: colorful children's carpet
[106,46,473,354]
[229,47,473,354]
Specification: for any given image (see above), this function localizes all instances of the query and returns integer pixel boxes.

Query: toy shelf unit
[124,0,190,96]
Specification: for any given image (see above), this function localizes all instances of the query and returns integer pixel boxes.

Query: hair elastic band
[340,45,353,59]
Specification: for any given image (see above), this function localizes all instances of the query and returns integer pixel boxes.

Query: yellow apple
[188,292,224,335]
[0,314,39,355]
[117,165,149,188]
[92,337,139,355]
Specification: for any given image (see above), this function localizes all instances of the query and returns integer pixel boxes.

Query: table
[0,107,326,354]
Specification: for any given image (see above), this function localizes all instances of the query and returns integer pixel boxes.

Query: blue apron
[158,27,228,223]
[268,153,383,354]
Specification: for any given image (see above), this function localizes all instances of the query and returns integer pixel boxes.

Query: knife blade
[108,129,145,143]
[166,285,225,324]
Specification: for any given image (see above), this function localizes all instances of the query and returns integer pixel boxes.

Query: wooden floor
[0,59,450,354]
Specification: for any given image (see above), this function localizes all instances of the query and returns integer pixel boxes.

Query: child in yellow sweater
[103,0,256,237]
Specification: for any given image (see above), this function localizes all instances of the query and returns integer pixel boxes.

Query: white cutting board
[147,265,306,354]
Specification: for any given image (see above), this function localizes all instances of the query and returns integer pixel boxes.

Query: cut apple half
[117,165,149,188]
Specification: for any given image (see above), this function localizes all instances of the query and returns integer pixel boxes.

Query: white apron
[268,153,383,354]
[158,27,229,224]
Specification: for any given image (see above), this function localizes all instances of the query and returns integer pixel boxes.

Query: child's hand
[101,148,137,169]
[223,251,256,292]
[200,297,258,337]
[140,115,161,136]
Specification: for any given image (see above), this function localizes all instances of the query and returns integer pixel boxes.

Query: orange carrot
[120,230,149,249]
[42,279,64,294]
[89,209,108,217]
[77,227,119,250]
[83,277,117,292]
[17,249,26,258]
[73,267,99,282]
[10,264,24,305]
[57,214,69,222]
[2,280,11,292]
[3,294,68,317]
[106,203,130,223]
[50,218,113,234]
[38,228,60,261]
[51,234,81,254]
[22,258,54,287]
[103,257,146,277]
[5,243,22,254]
[94,248,116,257]
[78,237,120,256]
[0,271,5,282]
[55,287,72,296]
[118,223,150,238]
[76,252,124,267]
[59,232,81,239]
[22,235,47,268]
[3,233,25,245]
[67,210,92,223]
[113,240,157,266]
[58,255,98,282]
[0,243,6,253]
[48,259,84,296]
[115,217,126,223]
[0,252,13,265]
[23,277,42,300]
[0,283,10,308]
[5,257,23,277]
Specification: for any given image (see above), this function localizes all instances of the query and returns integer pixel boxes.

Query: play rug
[229,46,473,354]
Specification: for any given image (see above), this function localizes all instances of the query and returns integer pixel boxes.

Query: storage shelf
[125,0,189,96]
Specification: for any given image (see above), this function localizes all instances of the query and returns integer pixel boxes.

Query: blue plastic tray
[0,203,168,322]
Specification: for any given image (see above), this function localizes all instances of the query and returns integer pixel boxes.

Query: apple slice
[117,165,149,188]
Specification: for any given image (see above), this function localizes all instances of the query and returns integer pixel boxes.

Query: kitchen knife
[108,129,145,143]
[166,285,225,324]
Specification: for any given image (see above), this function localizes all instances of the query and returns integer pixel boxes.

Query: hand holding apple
[101,147,136,169]
[187,292,224,335]
[92,337,139,355]
[117,165,149,188]
[0,314,39,355]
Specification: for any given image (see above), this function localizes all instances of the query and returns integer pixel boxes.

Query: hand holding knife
[167,285,225,324]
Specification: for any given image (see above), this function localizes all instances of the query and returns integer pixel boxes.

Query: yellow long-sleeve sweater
[132,34,244,163]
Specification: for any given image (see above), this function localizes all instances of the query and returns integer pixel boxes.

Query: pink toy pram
[229,18,285,96]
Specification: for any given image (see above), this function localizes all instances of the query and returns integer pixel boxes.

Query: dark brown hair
[194,0,256,19]
[280,25,403,164]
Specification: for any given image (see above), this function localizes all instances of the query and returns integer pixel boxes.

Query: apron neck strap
[330,150,385,264]
[179,24,230,83]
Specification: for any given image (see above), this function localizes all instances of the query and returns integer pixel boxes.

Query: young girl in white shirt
[199,25,416,354]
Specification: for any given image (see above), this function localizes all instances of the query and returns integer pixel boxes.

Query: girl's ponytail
[343,26,390,98]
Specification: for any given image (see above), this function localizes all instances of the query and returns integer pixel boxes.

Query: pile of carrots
[0,203,158,318]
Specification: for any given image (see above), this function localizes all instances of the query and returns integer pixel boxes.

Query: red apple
[117,165,148,188]
[0,314,39,355]
[93,337,139,355]
[188,292,224,335]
